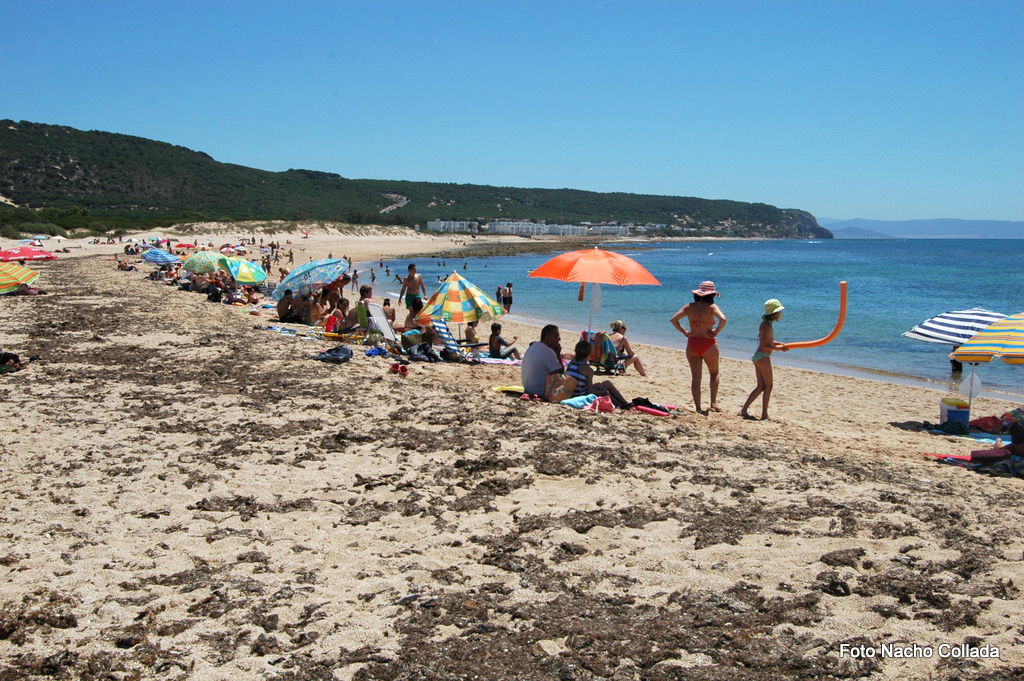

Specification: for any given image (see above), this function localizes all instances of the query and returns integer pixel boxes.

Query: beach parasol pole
[959,364,983,410]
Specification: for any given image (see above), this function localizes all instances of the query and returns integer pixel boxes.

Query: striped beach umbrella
[141,248,180,265]
[415,272,504,325]
[0,262,40,295]
[0,246,56,262]
[218,256,267,285]
[902,308,1006,345]
[182,250,223,274]
[951,313,1024,365]
[273,258,348,300]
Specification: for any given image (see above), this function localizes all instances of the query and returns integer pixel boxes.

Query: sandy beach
[2,229,1022,680]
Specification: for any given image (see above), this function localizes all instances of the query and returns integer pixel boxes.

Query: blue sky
[5,1,1023,221]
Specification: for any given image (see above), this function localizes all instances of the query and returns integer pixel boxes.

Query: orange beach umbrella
[529,247,660,287]
[529,247,661,330]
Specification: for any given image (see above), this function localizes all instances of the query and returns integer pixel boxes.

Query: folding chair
[581,330,625,375]
[432,319,487,358]
[366,302,402,351]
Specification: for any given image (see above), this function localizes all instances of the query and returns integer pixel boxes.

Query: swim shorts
[405,293,421,308]
[686,336,717,357]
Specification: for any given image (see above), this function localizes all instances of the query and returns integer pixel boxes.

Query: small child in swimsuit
[740,299,789,420]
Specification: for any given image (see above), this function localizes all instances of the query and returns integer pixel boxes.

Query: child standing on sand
[740,299,789,420]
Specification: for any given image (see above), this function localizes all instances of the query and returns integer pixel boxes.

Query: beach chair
[324,302,379,344]
[432,320,487,359]
[366,302,402,350]
[581,331,624,375]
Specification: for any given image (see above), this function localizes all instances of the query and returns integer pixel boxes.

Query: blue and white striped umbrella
[141,248,181,265]
[902,308,1006,345]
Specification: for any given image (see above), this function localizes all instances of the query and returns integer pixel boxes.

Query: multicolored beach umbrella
[951,313,1024,365]
[0,262,40,295]
[141,248,180,265]
[273,258,348,300]
[0,246,57,262]
[182,250,223,274]
[415,272,504,325]
[902,308,1006,345]
[218,256,267,285]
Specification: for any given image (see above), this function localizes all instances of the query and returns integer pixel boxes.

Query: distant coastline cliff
[0,120,832,239]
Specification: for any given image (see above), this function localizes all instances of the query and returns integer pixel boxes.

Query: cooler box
[940,402,970,428]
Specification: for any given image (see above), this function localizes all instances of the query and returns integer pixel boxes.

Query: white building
[546,224,588,236]
[426,220,479,233]
[486,221,548,236]
[588,225,631,236]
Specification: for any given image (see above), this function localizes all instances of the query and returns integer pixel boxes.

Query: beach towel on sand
[492,386,524,395]
[561,394,597,409]
[312,345,353,363]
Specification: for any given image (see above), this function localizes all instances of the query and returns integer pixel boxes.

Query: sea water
[384,239,1024,398]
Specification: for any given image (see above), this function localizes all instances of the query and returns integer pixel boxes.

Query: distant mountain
[0,120,831,239]
[830,226,896,239]
[819,218,1024,239]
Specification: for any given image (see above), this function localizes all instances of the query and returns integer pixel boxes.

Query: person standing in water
[739,299,789,420]
[670,281,727,413]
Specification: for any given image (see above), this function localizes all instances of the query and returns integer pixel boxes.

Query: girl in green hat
[740,299,789,420]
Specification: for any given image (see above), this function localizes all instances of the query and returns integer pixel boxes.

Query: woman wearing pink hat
[670,281,727,413]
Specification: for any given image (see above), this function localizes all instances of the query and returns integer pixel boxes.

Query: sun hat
[692,281,718,296]
[764,299,785,315]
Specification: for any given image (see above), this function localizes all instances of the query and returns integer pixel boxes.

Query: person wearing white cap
[669,280,727,413]
[739,299,789,420]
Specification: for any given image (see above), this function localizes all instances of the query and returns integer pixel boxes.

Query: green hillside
[0,120,831,239]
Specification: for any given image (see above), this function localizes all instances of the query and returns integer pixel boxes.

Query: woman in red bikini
[670,281,727,414]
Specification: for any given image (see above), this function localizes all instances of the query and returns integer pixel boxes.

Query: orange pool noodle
[780,281,847,350]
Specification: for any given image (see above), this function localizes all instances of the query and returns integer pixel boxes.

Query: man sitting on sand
[304,293,324,325]
[277,289,297,323]
[488,323,521,360]
[188,270,207,292]
[521,325,564,398]
[404,297,424,331]
[403,298,438,345]
[382,298,397,325]
[241,286,261,305]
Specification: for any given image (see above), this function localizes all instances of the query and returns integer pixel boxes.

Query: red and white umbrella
[0,246,57,262]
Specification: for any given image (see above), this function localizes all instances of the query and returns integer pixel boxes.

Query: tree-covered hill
[0,120,831,239]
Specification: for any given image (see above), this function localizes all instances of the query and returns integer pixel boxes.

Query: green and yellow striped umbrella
[218,256,267,285]
[415,271,504,325]
[182,250,223,274]
[0,262,40,295]
[951,312,1024,365]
